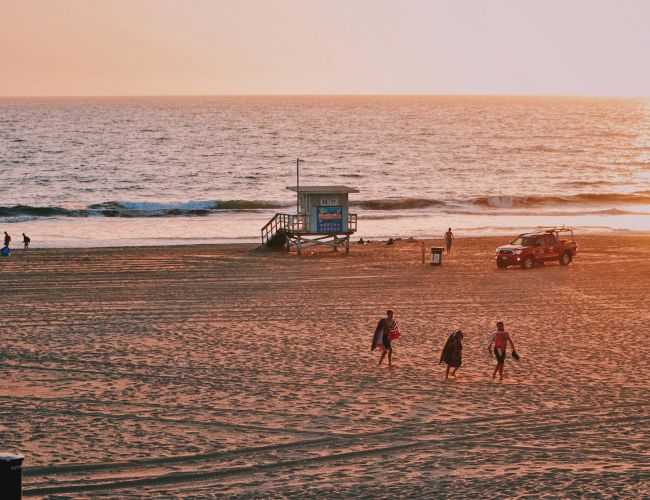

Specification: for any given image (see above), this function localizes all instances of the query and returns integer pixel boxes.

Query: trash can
[0,454,23,500]
[430,247,444,266]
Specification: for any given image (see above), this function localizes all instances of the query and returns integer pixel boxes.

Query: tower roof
[286,185,359,194]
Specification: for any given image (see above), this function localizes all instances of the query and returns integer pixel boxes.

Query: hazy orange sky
[2,0,649,97]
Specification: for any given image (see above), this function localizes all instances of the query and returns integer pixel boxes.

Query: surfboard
[370,320,382,351]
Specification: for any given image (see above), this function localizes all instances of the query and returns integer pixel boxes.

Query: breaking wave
[3,191,649,220]
[0,200,287,218]
[0,205,73,217]
[352,198,445,210]
[445,208,647,217]
[352,191,650,211]
[472,191,650,208]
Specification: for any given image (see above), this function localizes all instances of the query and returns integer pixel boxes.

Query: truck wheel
[560,251,572,265]
[497,259,508,269]
[522,255,534,269]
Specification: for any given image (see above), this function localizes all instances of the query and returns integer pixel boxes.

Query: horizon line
[0,92,647,99]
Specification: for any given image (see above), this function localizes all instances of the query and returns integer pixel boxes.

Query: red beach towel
[378,322,402,352]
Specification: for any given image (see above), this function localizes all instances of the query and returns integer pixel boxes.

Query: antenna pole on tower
[296,158,304,215]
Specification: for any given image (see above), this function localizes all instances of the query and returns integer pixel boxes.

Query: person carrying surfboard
[371,309,401,367]
[439,330,463,379]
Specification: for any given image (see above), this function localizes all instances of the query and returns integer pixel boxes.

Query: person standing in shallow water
[439,330,463,380]
[4,232,10,248]
[444,228,454,255]
[486,321,516,380]
[23,233,30,249]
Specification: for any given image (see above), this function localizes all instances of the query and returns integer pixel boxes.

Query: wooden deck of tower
[261,185,359,254]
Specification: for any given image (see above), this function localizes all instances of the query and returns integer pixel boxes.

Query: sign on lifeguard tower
[261,185,359,254]
[317,206,342,233]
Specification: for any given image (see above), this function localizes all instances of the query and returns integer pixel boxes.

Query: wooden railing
[262,212,358,245]
[261,213,307,244]
[348,213,357,232]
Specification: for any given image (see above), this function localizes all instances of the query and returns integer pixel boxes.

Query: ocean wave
[472,192,650,208]
[0,216,39,223]
[352,198,445,210]
[445,208,648,217]
[87,201,218,216]
[560,180,626,188]
[357,214,410,220]
[3,191,649,221]
[0,200,287,219]
[216,200,288,210]
[0,205,73,217]
[353,191,650,211]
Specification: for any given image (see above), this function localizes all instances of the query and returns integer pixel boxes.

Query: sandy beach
[1,236,649,497]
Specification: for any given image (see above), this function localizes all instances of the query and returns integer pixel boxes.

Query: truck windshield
[511,236,535,246]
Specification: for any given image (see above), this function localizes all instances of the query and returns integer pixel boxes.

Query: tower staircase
[261,213,305,249]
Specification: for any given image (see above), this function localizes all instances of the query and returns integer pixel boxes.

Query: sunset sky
[2,0,649,97]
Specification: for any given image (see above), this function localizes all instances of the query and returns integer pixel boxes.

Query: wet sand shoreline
[1,236,648,497]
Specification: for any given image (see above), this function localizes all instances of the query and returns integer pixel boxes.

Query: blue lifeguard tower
[261,185,359,254]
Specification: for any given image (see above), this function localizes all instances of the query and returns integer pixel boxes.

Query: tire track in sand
[23,403,649,495]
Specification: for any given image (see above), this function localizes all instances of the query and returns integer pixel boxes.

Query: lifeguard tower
[261,185,359,254]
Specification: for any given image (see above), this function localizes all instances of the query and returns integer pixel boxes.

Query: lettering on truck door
[535,236,546,260]
[545,233,559,260]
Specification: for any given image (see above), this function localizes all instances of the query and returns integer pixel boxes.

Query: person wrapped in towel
[439,330,463,379]
[371,309,402,366]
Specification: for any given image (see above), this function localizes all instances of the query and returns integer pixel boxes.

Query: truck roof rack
[536,226,574,232]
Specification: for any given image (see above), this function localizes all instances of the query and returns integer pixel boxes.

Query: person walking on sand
[444,228,454,255]
[3,232,10,248]
[371,309,402,367]
[486,321,517,380]
[22,233,30,249]
[439,330,463,380]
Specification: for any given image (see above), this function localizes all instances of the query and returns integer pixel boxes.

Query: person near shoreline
[486,321,517,380]
[444,228,454,255]
[23,233,30,249]
[3,232,10,248]
[439,330,463,379]
[371,309,402,367]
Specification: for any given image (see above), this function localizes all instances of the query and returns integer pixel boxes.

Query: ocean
[1,95,649,248]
